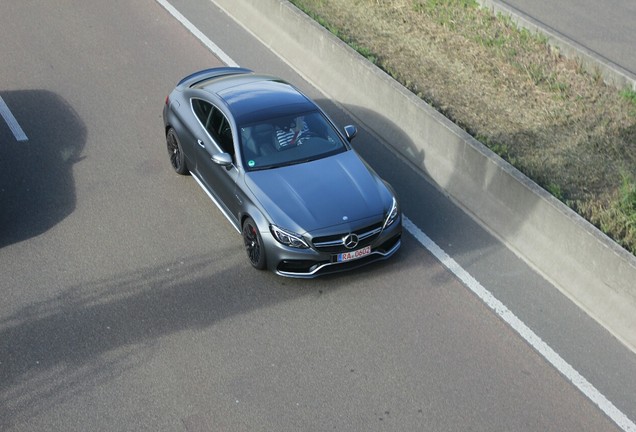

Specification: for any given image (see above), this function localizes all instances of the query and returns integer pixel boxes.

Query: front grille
[312,222,383,253]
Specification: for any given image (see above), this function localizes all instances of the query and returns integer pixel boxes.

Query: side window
[208,108,234,156]
[191,99,234,157]
[192,99,213,127]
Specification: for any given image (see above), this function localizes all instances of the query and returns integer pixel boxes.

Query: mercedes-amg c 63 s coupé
[163,67,401,278]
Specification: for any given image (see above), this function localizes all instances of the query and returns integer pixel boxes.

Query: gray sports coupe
[162,67,401,277]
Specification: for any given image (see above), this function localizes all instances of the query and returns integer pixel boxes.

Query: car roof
[195,73,318,125]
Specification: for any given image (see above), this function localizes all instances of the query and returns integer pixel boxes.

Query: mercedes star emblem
[343,233,359,250]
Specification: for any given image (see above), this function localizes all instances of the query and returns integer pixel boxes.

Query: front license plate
[337,245,372,262]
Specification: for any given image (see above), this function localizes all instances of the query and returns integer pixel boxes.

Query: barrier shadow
[0,90,86,248]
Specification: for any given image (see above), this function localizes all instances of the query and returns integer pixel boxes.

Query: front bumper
[263,214,403,278]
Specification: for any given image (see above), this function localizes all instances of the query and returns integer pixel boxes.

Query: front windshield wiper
[248,154,330,171]
[248,165,278,171]
[278,156,326,168]
[276,160,305,168]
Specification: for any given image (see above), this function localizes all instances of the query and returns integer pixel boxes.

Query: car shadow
[313,97,426,169]
[0,90,86,248]
[314,98,506,264]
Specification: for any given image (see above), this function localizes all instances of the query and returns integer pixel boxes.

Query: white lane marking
[155,0,239,67]
[0,96,28,142]
[404,216,636,432]
[158,2,636,430]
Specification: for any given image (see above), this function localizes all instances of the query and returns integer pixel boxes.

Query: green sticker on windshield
[248,160,255,167]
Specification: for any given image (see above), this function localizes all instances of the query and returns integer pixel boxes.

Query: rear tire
[242,217,267,270]
[166,128,188,175]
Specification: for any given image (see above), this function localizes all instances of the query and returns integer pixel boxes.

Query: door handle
[197,139,205,148]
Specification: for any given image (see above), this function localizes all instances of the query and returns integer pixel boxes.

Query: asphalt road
[0,1,635,431]
[500,0,636,75]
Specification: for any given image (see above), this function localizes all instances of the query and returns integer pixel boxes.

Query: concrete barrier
[211,0,636,352]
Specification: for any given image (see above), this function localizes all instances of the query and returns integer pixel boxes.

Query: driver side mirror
[344,125,357,142]
[212,152,233,168]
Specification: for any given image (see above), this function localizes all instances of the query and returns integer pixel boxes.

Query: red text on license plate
[337,245,372,262]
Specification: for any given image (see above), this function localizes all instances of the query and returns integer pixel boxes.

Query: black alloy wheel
[242,217,266,270]
[166,128,188,175]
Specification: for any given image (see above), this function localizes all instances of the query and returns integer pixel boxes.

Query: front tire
[242,217,266,270]
[166,128,188,175]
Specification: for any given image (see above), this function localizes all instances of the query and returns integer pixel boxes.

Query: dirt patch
[290,0,636,255]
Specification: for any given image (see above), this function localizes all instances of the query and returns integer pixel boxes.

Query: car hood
[245,151,389,233]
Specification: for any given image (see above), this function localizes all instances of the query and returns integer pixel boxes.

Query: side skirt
[190,171,241,233]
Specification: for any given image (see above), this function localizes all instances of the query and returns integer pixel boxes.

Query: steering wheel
[295,131,319,145]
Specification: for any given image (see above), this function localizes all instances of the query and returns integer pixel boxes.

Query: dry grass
[290,0,636,255]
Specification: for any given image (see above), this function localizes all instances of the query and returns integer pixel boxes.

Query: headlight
[270,225,310,249]
[382,196,399,230]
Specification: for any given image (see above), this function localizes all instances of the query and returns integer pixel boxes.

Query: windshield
[239,110,348,171]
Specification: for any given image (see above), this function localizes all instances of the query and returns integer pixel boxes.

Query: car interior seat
[242,124,275,159]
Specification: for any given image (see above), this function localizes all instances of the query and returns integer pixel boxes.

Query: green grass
[622,92,636,117]
[621,88,636,107]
